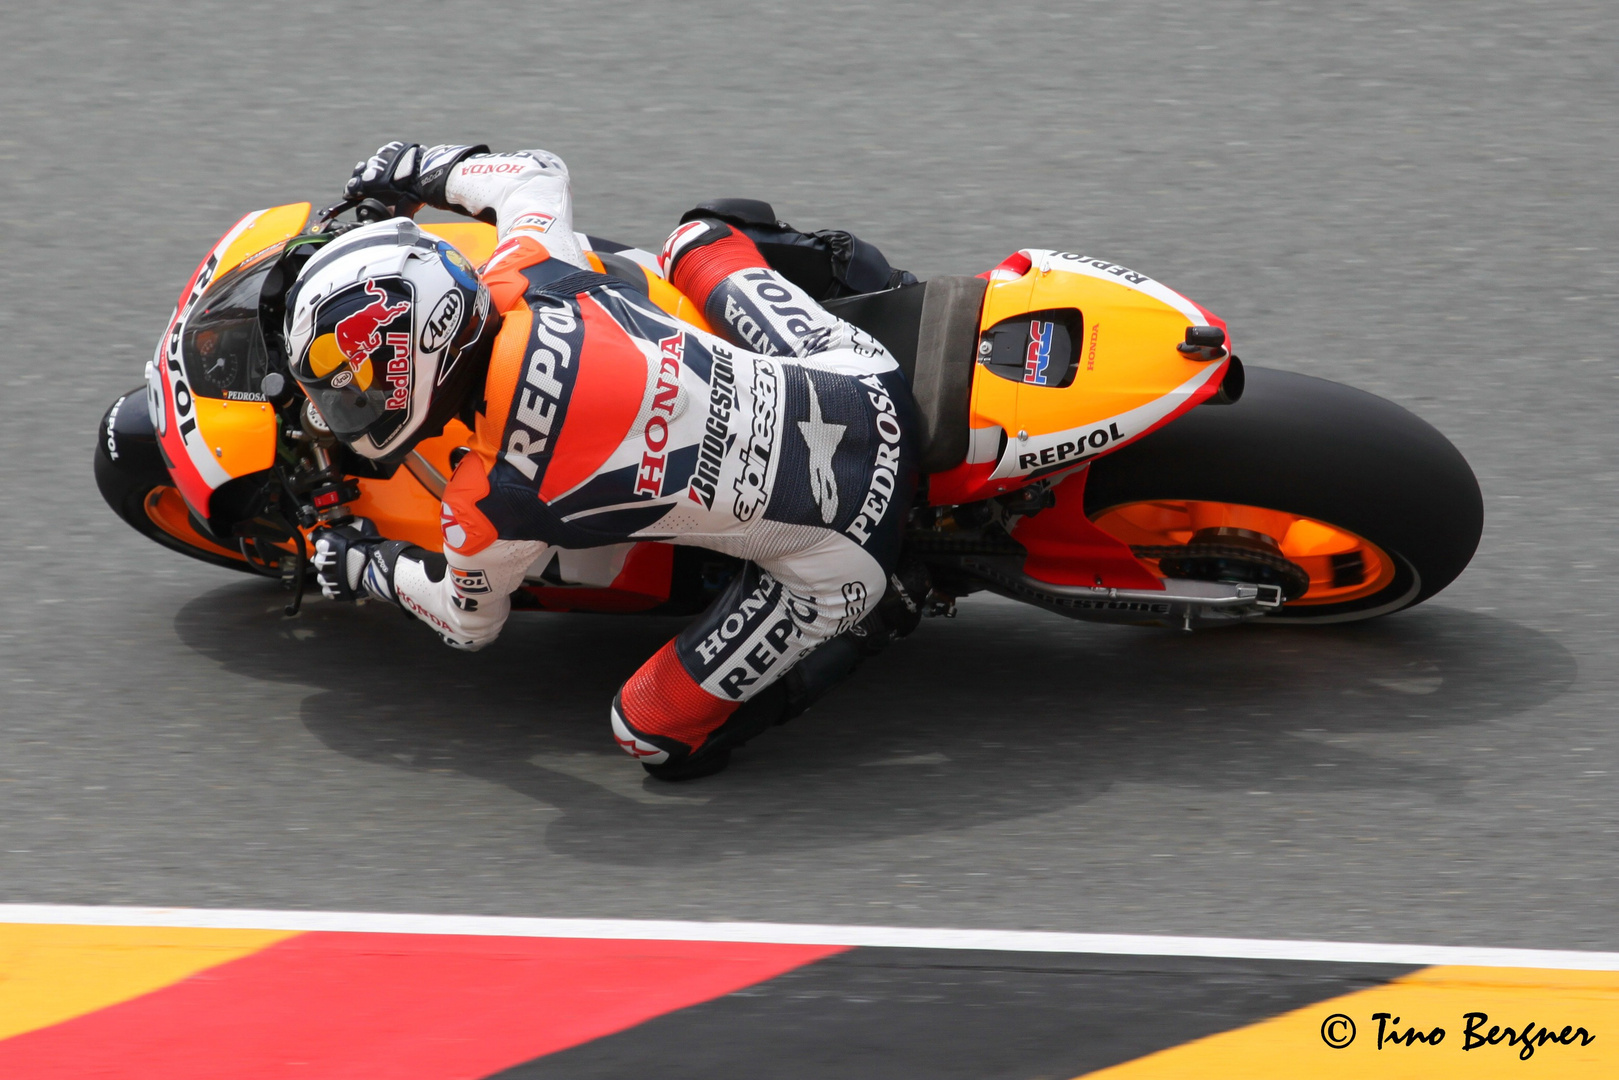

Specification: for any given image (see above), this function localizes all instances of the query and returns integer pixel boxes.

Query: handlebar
[315,196,361,226]
[316,196,411,230]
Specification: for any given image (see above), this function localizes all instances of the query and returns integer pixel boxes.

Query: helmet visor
[304,374,404,446]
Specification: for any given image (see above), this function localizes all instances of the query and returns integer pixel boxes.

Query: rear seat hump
[825,275,987,474]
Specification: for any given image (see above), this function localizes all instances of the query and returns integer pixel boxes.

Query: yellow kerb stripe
[1078,965,1619,1079]
[0,923,299,1041]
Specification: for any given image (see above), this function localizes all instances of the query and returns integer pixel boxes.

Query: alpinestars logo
[733,361,779,521]
[659,220,709,278]
[797,375,845,524]
[635,333,684,497]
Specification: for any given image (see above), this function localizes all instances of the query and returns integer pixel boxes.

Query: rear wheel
[1084,367,1482,622]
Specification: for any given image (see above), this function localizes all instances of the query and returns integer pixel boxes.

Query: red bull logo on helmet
[335,280,409,365]
[306,278,414,410]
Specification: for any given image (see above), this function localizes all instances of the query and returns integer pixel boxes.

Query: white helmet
[285,218,492,462]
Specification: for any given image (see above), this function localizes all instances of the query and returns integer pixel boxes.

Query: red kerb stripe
[0,932,844,1079]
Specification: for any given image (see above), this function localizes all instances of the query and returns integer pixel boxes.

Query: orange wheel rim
[1091,500,1397,606]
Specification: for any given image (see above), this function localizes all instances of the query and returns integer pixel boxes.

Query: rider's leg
[610,238,920,777]
[674,197,918,299]
[661,219,900,379]
[611,531,888,778]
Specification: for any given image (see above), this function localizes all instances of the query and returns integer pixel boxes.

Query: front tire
[94,389,258,574]
[1085,367,1482,622]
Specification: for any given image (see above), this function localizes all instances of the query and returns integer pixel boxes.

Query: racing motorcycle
[96,198,1482,631]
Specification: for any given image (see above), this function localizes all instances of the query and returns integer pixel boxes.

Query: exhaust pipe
[1205,354,1245,406]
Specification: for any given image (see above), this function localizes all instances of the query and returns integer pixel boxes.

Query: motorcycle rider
[293,142,919,780]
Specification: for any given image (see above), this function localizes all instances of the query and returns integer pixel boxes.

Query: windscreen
[179,248,279,401]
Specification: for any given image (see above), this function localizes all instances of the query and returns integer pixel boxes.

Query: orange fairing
[216,203,313,278]
[928,250,1229,505]
[144,487,246,561]
[418,221,500,266]
[1092,500,1398,606]
[156,203,311,517]
[584,251,714,333]
[191,399,278,477]
[349,470,445,552]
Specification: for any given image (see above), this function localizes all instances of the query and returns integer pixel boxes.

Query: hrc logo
[1023,320,1055,385]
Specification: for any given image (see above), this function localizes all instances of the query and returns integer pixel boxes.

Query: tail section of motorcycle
[827,248,1482,628]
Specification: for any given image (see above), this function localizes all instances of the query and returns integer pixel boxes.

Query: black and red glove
[311,519,411,604]
[343,141,488,216]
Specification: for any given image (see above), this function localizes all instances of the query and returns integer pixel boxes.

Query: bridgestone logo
[687,356,736,510]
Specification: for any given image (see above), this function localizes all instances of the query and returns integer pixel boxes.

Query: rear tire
[1085,367,1482,622]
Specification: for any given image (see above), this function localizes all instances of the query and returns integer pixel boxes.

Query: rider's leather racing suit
[369,150,917,767]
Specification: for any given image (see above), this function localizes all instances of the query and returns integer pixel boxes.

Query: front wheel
[1084,367,1483,622]
[94,389,264,574]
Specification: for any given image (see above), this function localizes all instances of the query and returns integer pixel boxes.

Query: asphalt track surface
[3,0,1619,956]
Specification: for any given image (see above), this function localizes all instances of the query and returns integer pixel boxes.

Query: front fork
[262,398,365,613]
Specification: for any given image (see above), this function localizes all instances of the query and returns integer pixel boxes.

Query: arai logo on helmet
[306,279,414,412]
[419,290,465,355]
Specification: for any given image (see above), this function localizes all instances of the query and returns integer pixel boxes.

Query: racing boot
[638,624,880,780]
[616,564,929,782]
[609,689,729,781]
[675,198,917,299]
[613,677,803,782]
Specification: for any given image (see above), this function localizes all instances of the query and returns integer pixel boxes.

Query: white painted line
[2,905,1617,971]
